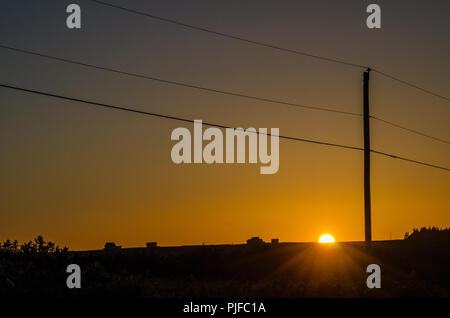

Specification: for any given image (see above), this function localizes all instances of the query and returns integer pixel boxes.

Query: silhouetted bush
[407,227,450,242]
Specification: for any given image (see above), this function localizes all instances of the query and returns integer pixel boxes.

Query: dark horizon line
[73,239,405,252]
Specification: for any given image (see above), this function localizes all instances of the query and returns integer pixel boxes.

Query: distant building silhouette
[271,238,279,244]
[146,242,157,248]
[104,242,121,250]
[247,237,264,246]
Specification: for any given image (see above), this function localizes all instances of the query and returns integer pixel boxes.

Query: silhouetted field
[1,231,450,298]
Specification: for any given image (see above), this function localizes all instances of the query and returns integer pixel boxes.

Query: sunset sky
[1,0,449,250]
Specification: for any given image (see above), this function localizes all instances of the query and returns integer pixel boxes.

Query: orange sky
[0,0,449,250]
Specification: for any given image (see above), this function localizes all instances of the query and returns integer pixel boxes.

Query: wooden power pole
[364,68,372,242]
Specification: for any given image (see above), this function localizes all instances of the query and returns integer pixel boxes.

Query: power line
[2,44,449,148]
[88,0,450,103]
[370,115,450,145]
[88,0,367,70]
[1,82,448,172]
[0,82,363,151]
[370,150,450,172]
[0,44,361,117]
[372,69,450,103]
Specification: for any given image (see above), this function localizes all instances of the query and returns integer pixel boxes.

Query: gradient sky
[0,0,449,250]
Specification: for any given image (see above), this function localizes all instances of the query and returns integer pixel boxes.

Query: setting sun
[318,234,335,243]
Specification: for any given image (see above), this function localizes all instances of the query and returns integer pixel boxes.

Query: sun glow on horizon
[318,234,335,243]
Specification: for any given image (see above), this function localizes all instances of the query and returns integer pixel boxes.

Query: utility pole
[364,68,372,242]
